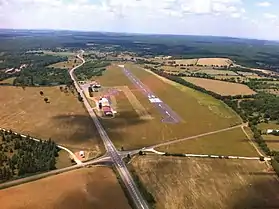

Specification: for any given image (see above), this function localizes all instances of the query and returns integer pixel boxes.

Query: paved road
[121,66,181,124]
[70,51,149,209]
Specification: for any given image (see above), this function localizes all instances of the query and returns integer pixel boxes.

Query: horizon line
[0,27,278,42]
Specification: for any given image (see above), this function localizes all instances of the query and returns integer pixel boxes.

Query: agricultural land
[157,127,259,156]
[0,167,131,209]
[257,122,279,151]
[129,155,279,209]
[0,86,104,157]
[183,77,256,96]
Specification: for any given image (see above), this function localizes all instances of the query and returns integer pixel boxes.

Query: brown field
[0,86,104,156]
[96,64,241,149]
[0,167,131,209]
[196,69,237,75]
[184,77,256,96]
[157,128,259,156]
[49,56,82,70]
[129,155,279,209]
[262,135,279,151]
[197,58,233,66]
[257,122,279,151]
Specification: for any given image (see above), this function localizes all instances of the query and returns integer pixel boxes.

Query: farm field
[196,69,237,75]
[157,128,259,156]
[0,86,104,157]
[0,167,131,209]
[197,58,233,66]
[183,77,256,96]
[171,59,198,65]
[129,155,279,209]
[96,64,241,150]
[262,135,279,151]
[257,122,279,151]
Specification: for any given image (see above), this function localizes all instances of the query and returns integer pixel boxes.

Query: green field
[157,128,259,156]
[96,64,241,150]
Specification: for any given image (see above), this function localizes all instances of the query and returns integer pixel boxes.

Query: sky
[1,0,279,40]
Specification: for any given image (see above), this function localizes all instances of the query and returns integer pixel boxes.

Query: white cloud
[256,1,271,7]
[264,13,277,19]
[2,0,279,40]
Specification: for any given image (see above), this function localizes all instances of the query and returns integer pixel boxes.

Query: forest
[0,130,59,183]
[0,52,72,86]
[75,61,110,80]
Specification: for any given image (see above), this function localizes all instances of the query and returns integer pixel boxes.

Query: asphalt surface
[70,52,150,209]
[122,67,181,124]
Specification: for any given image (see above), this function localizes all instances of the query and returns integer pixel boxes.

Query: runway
[122,67,181,124]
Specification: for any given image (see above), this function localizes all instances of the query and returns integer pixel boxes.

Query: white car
[148,95,156,99]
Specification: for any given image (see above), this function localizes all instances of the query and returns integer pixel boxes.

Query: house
[79,151,85,158]
[99,97,110,107]
[103,106,113,116]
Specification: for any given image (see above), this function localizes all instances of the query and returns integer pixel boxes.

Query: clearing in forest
[197,58,233,66]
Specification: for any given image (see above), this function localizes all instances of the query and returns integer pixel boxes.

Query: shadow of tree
[52,110,147,149]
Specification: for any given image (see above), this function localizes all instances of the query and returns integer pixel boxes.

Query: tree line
[0,130,59,183]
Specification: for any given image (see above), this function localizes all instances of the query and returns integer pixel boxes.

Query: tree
[44,97,49,103]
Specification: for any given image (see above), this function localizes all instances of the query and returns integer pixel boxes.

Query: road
[70,51,150,209]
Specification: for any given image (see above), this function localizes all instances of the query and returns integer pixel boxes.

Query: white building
[79,151,85,158]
